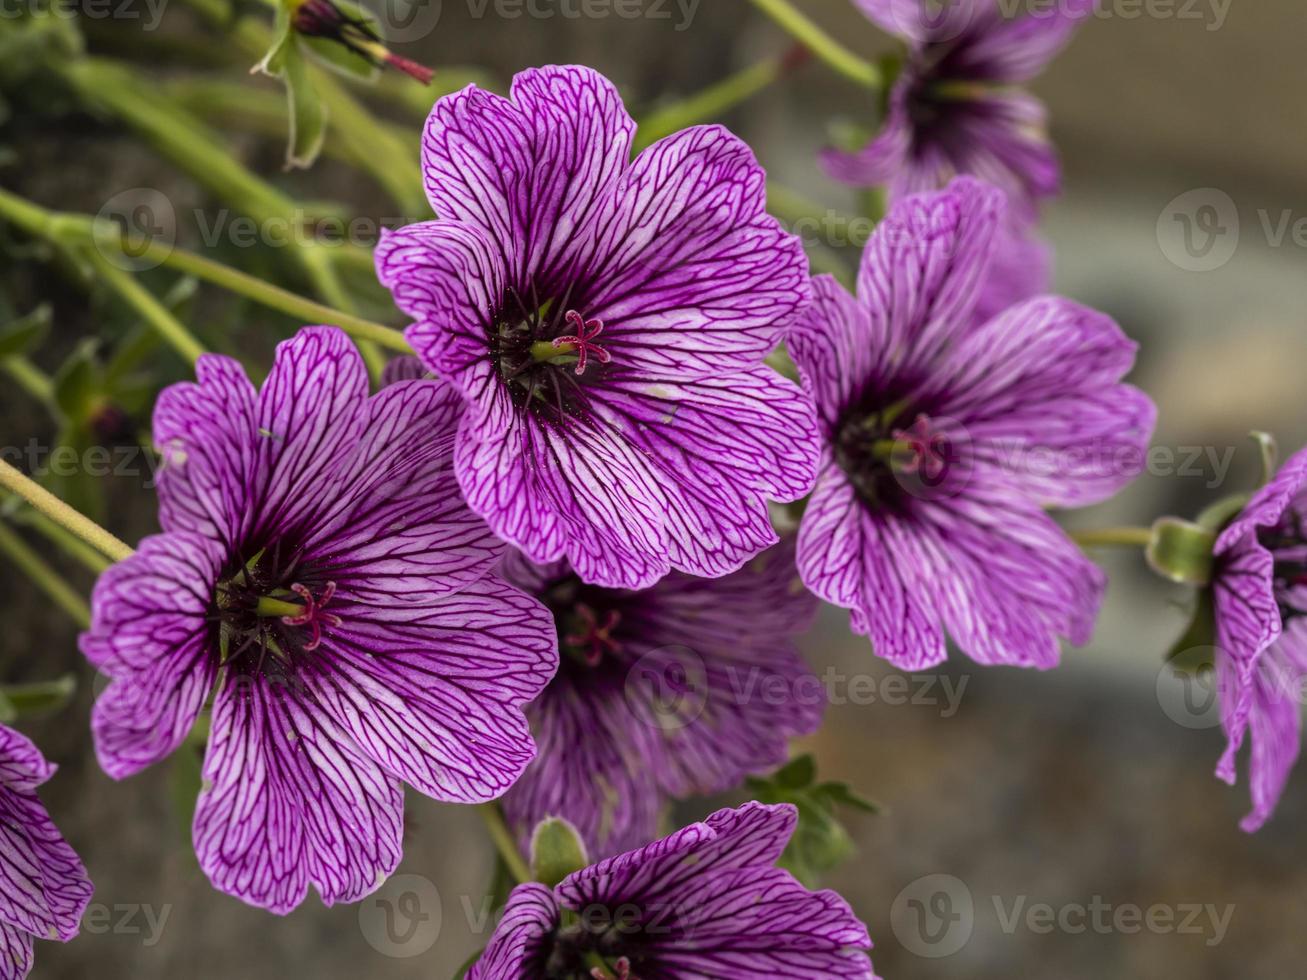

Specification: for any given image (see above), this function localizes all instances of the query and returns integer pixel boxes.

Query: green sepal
[1165,588,1217,674]
[1249,431,1278,487]
[0,675,77,722]
[1145,517,1217,587]
[529,816,589,889]
[0,304,50,358]
[254,4,329,170]
[746,755,880,887]
[1195,492,1250,534]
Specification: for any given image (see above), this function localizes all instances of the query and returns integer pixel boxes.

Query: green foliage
[0,675,77,724]
[746,755,879,887]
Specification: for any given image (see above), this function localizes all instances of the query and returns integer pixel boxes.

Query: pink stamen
[553,310,611,376]
[565,604,622,666]
[892,414,949,480]
[591,958,636,980]
[282,581,342,652]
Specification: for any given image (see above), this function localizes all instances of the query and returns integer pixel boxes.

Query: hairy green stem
[0,522,91,628]
[479,805,530,885]
[0,459,133,564]
[20,510,113,574]
[747,0,880,88]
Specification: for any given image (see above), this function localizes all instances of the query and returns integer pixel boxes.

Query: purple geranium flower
[0,725,92,980]
[1210,445,1307,831]
[789,177,1154,671]
[469,802,877,979]
[375,65,819,590]
[80,326,558,914]
[499,539,821,859]
[825,0,1094,212]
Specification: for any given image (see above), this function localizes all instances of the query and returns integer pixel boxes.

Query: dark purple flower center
[834,389,961,509]
[491,282,611,427]
[538,909,654,979]
[1259,512,1307,623]
[210,541,338,684]
[539,575,627,670]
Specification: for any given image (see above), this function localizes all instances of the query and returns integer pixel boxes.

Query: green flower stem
[635,48,804,151]
[765,182,857,288]
[85,250,208,365]
[0,522,91,629]
[1070,527,1155,550]
[2,356,55,405]
[0,458,133,564]
[478,804,530,885]
[747,0,880,89]
[0,189,412,355]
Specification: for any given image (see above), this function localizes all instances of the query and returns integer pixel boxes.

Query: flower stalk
[1069,526,1155,550]
[478,804,531,885]
[0,522,91,629]
[747,0,880,89]
[0,459,133,565]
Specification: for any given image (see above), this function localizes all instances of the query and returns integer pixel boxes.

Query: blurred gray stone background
[3,0,1306,977]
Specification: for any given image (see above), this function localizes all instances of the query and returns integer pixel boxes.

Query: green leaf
[746,755,880,887]
[281,42,329,169]
[0,675,76,720]
[0,304,51,358]
[1145,517,1217,587]
[51,340,103,423]
[530,817,589,889]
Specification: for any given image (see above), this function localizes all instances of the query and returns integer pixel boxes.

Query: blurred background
[2,0,1305,977]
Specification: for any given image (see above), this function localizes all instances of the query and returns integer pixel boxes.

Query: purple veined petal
[381,356,430,385]
[945,90,1061,207]
[580,125,812,379]
[856,176,1003,379]
[972,217,1051,327]
[820,75,913,193]
[246,327,372,543]
[589,366,819,580]
[194,676,404,915]
[955,0,1095,83]
[0,922,34,980]
[1236,623,1307,832]
[648,865,876,979]
[0,783,93,943]
[375,221,507,410]
[937,295,1156,508]
[307,574,558,804]
[421,65,635,286]
[456,407,672,590]
[558,802,796,911]
[852,0,980,42]
[79,533,223,780]
[152,353,259,542]
[797,469,948,670]
[298,379,505,604]
[466,883,559,980]
[788,276,879,437]
[0,728,54,794]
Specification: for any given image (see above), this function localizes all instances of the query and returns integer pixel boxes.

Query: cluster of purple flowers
[7,3,1298,977]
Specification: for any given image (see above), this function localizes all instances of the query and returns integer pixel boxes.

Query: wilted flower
[376,65,819,590]
[0,724,92,980]
[825,0,1094,213]
[789,177,1154,671]
[469,802,877,979]
[1210,445,1307,831]
[500,540,821,858]
[291,0,434,84]
[80,327,558,913]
